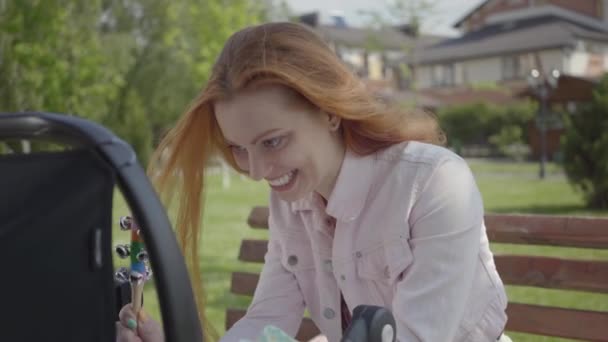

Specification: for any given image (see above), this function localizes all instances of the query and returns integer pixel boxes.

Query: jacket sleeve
[393,157,483,341]
[221,208,306,341]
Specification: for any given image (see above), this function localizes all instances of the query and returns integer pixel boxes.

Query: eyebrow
[224,128,283,146]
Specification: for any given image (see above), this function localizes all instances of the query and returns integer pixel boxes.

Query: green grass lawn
[112,160,608,342]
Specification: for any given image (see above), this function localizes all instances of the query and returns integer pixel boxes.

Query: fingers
[116,321,142,342]
[119,304,164,342]
[136,310,165,342]
[119,304,139,332]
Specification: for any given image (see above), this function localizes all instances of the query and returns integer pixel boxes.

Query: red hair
[148,22,444,338]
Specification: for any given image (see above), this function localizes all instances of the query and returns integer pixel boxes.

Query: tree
[1,0,264,163]
[0,0,111,121]
[359,0,437,31]
[98,0,264,163]
[259,0,293,22]
[561,74,608,209]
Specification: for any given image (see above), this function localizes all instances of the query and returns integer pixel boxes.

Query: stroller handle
[0,112,203,342]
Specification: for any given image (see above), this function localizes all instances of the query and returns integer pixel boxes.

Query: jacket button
[323,259,333,272]
[287,255,298,266]
[355,251,362,258]
[323,308,335,319]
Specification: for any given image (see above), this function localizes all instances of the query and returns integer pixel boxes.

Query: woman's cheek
[233,154,249,173]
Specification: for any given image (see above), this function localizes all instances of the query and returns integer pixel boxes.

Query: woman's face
[214,84,345,202]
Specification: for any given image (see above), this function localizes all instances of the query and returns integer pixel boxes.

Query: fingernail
[127,318,137,330]
[138,310,149,323]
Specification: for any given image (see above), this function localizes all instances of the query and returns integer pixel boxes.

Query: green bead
[127,319,137,330]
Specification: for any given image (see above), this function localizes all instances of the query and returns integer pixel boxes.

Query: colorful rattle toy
[115,215,152,316]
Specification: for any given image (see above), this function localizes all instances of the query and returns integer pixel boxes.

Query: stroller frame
[0,111,203,342]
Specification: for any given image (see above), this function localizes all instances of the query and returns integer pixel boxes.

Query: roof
[371,80,527,109]
[404,16,608,65]
[453,0,490,28]
[313,25,445,51]
[297,11,447,51]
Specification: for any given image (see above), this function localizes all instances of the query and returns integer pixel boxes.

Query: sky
[284,0,486,36]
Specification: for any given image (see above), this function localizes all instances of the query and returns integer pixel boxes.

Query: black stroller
[0,112,397,342]
[0,112,202,341]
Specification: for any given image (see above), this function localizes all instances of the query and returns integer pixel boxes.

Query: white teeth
[268,170,295,187]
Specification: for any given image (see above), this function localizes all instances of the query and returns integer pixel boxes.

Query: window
[462,65,469,84]
[432,64,455,87]
[502,55,521,80]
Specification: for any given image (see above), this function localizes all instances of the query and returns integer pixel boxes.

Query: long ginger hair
[147,22,444,340]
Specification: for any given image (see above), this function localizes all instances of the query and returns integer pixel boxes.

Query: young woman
[117,22,509,342]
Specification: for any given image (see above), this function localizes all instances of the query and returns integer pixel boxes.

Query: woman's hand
[116,304,164,342]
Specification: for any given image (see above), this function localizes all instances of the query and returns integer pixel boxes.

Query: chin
[274,190,305,203]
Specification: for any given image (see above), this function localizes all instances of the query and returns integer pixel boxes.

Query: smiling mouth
[267,170,297,190]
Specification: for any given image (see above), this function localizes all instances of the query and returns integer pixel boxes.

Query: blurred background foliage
[0,0,290,164]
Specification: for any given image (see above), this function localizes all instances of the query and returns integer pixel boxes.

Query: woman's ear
[327,113,341,131]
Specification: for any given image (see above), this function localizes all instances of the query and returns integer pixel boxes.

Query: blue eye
[263,136,284,149]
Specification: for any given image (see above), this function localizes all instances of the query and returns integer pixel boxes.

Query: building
[409,0,608,90]
[296,11,446,103]
[393,0,608,160]
[296,4,608,159]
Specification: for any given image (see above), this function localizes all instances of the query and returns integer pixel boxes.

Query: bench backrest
[227,206,608,341]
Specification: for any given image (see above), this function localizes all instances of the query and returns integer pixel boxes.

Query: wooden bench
[226,206,608,341]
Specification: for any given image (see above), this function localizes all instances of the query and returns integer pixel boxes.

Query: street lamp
[527,68,560,179]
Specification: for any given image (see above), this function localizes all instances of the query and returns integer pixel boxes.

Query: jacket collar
[290,148,375,222]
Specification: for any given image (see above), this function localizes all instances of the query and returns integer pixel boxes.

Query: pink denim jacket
[222,142,508,342]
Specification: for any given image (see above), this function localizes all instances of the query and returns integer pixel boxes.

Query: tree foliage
[0,0,110,120]
[561,74,608,209]
[1,0,266,164]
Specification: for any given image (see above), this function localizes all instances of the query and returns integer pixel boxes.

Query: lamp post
[527,68,560,179]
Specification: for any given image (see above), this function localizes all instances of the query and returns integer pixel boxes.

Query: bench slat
[247,206,270,229]
[238,243,608,293]
[239,239,268,263]
[505,302,608,341]
[231,272,259,296]
[226,309,321,341]
[485,214,608,249]
[248,207,608,249]
[495,255,608,293]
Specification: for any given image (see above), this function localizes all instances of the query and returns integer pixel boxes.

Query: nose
[247,151,268,181]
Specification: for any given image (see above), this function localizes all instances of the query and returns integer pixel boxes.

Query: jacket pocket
[355,239,413,306]
[356,238,414,309]
[357,238,413,283]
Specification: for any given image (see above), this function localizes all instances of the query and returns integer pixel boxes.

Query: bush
[438,102,493,146]
[561,74,608,209]
[489,125,530,161]
[438,101,536,157]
